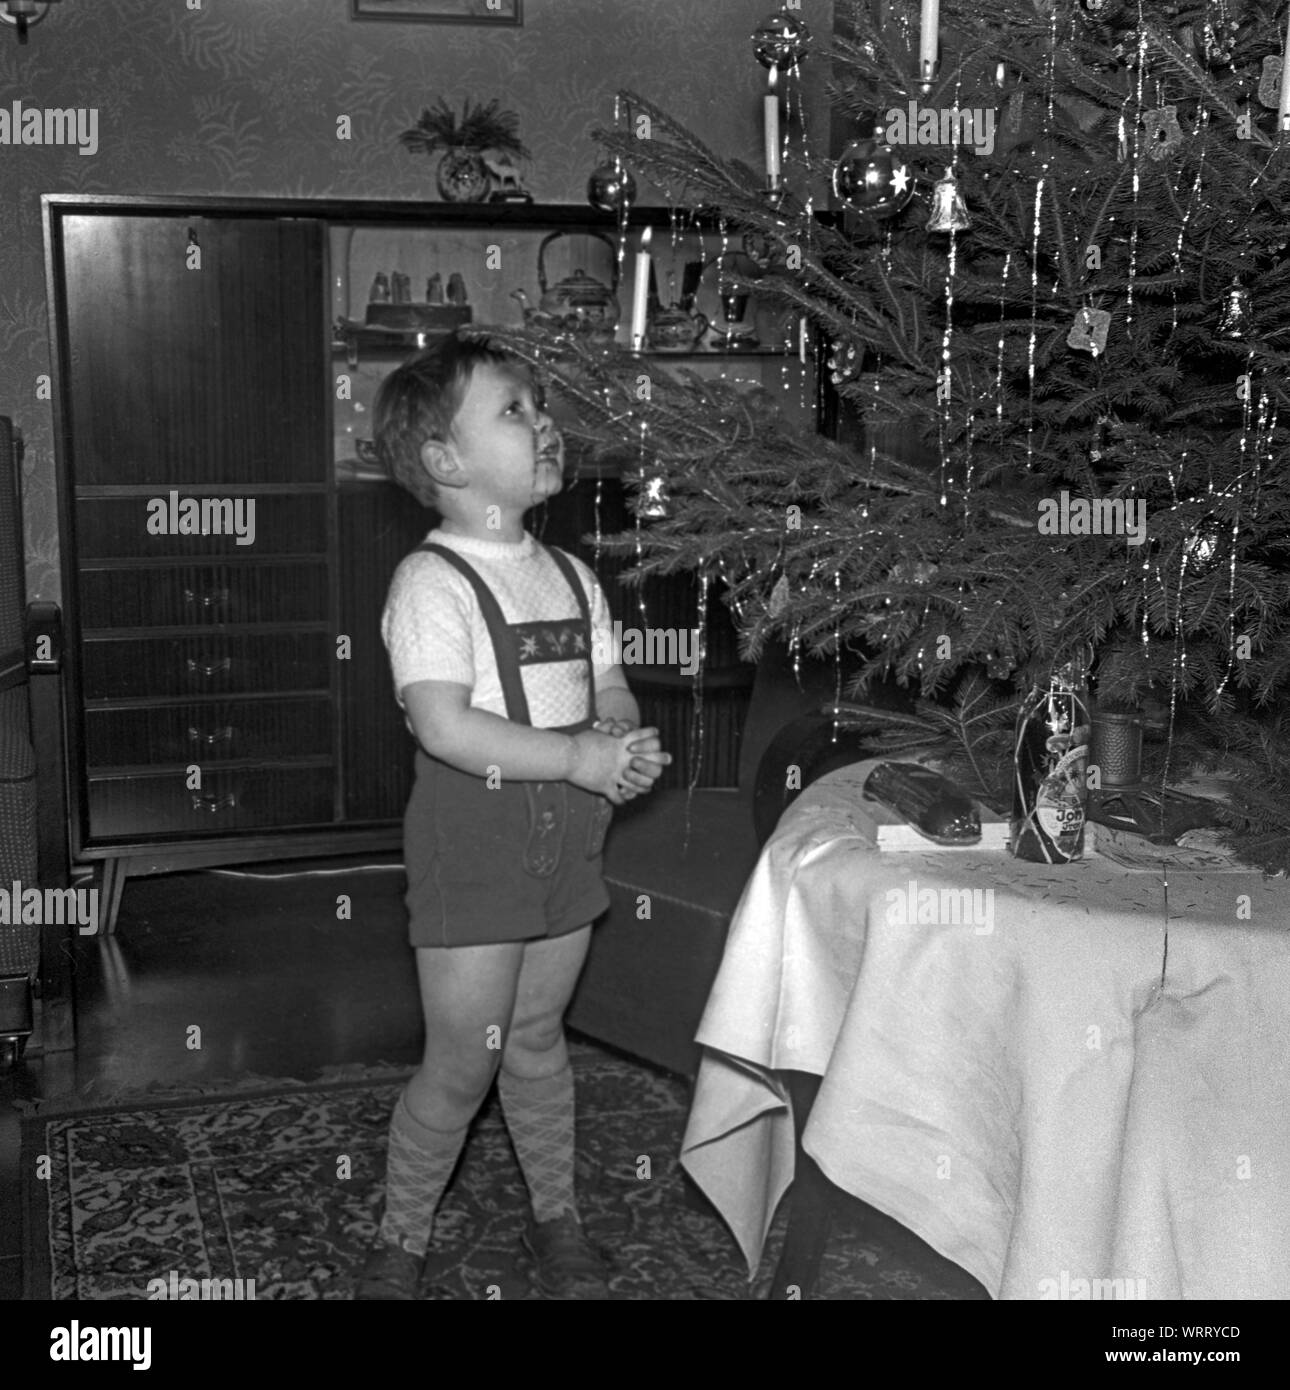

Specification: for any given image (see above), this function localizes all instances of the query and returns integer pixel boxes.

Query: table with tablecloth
[679,760,1290,1299]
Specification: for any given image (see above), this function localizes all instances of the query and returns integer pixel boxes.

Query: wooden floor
[1,853,986,1303]
[0,853,423,1301]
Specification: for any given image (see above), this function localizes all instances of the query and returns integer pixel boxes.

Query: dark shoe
[353,1237,424,1300]
[521,1211,611,1300]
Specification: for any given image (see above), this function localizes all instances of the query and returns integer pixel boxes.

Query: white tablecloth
[680,761,1290,1299]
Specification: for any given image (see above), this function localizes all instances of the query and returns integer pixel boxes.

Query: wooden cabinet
[45,196,823,930]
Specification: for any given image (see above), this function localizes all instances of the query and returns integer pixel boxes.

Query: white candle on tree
[920,0,939,87]
[1279,7,1290,133]
[764,65,781,187]
[631,226,652,351]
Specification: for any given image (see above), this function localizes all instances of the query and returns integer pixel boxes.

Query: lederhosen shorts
[402,541,613,949]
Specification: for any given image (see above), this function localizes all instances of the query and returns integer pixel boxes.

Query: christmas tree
[498,1,1290,869]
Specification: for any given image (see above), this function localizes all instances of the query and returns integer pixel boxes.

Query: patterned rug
[22,1041,984,1301]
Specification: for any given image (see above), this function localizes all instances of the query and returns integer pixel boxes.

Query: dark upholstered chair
[0,418,40,1063]
[566,643,893,1076]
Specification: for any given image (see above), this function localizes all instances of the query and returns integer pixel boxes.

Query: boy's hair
[373,331,514,509]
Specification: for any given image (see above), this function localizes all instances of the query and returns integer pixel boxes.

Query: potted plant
[398,97,531,203]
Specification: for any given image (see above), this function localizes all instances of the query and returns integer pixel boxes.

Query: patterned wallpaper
[0,0,834,604]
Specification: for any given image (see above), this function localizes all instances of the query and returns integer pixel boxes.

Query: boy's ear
[420,438,467,491]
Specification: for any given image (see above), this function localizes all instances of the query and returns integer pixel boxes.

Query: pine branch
[492,2,1290,791]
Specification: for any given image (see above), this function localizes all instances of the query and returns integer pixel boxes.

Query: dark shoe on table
[353,1237,425,1300]
[521,1211,612,1299]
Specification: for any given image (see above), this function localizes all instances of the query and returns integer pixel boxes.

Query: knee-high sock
[497,1063,578,1223]
[377,1088,469,1255]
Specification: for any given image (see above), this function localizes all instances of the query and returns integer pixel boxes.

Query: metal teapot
[511,231,620,345]
[648,289,709,352]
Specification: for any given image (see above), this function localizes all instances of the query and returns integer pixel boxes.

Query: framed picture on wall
[351,0,522,24]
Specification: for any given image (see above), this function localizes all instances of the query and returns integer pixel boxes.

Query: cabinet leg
[34,885,75,1061]
[98,856,129,936]
[30,973,74,1056]
[767,1070,836,1300]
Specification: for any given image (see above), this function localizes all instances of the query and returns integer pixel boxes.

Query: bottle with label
[1010,656,1091,863]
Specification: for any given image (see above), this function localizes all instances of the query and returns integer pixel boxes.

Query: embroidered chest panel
[512,619,589,666]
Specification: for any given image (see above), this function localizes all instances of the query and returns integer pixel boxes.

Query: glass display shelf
[327,210,820,483]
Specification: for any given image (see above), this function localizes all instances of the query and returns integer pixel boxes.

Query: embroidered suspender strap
[544,545,598,724]
[542,548,613,862]
[418,542,532,727]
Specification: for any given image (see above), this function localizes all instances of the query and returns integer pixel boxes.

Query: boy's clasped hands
[569,722,672,806]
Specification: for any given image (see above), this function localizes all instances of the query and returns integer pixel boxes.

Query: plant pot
[437,148,490,202]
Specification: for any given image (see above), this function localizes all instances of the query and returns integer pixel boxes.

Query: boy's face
[437,361,564,515]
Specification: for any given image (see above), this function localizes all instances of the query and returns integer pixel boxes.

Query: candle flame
[641,226,653,247]
[768,65,778,92]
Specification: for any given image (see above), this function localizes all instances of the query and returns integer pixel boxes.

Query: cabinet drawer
[82,633,332,700]
[87,766,335,839]
[85,698,333,768]
[75,494,327,559]
[79,563,331,631]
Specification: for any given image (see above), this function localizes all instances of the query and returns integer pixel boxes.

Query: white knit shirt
[381,528,618,730]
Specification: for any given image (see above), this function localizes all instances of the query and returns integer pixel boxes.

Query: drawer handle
[187,725,235,747]
[185,657,232,678]
[182,587,231,611]
[191,791,237,814]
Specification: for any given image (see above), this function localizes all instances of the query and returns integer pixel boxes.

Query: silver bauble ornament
[587,162,637,215]
[832,136,914,220]
[752,10,811,69]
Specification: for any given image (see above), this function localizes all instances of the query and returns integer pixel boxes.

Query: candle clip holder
[759,186,805,220]
[710,288,759,351]
[919,57,938,97]
[694,252,763,350]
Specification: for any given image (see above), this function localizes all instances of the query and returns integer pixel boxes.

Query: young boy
[356,333,670,1300]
